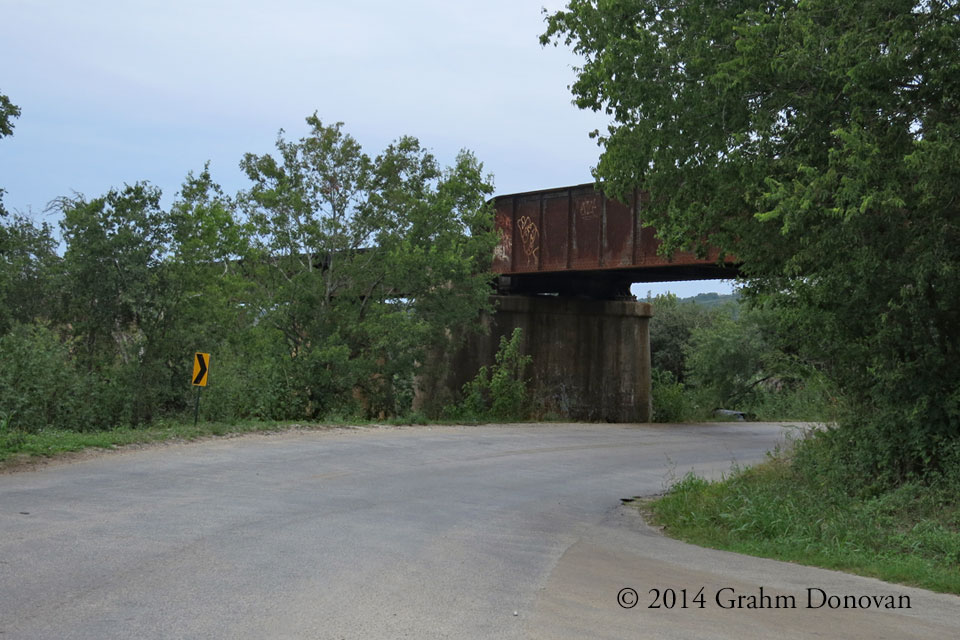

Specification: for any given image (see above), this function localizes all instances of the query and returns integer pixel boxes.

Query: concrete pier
[432,295,653,423]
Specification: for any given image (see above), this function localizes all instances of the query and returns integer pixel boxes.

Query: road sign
[192,352,210,386]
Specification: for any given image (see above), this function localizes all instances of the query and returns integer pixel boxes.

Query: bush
[453,327,532,421]
[744,372,838,422]
[0,323,96,432]
[651,368,705,422]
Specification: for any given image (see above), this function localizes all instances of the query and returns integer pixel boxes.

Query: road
[1,423,958,639]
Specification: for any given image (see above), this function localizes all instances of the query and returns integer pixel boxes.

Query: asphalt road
[1,423,958,639]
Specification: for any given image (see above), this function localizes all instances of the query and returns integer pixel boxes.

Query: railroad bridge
[436,184,738,423]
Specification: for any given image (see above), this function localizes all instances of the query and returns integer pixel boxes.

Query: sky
[0,0,735,299]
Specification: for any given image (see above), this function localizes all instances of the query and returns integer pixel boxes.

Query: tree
[1,93,60,341]
[0,92,21,217]
[647,293,719,382]
[53,184,173,423]
[0,214,58,334]
[544,1,960,479]
[240,115,497,417]
[53,172,257,425]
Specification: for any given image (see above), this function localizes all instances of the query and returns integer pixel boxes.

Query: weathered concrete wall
[426,295,652,423]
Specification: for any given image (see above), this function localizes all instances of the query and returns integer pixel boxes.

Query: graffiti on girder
[517,216,540,260]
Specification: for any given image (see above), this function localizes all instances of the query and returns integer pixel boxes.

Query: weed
[647,433,960,594]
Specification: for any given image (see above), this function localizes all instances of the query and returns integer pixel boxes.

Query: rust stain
[489,184,737,283]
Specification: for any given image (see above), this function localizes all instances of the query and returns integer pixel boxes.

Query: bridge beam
[424,295,653,423]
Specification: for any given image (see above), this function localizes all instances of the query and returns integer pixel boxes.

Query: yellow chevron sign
[192,352,210,386]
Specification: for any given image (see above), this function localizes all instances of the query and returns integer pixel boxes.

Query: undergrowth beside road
[648,430,960,595]
[0,416,436,467]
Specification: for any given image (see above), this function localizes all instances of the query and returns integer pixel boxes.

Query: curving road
[1,423,958,639]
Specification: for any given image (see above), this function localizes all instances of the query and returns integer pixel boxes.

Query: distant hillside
[678,292,741,308]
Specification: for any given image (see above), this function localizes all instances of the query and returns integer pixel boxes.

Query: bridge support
[425,295,653,423]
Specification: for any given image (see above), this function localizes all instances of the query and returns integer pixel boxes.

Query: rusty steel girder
[492,184,738,297]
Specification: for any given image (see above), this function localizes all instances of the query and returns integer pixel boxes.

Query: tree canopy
[0,112,497,429]
[544,0,960,479]
[0,92,21,217]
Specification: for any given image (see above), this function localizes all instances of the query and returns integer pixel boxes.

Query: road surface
[1,422,957,639]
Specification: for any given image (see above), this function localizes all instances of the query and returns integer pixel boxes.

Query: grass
[0,415,439,468]
[0,408,538,469]
[646,439,960,594]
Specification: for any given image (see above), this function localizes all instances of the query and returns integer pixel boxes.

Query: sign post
[192,352,210,427]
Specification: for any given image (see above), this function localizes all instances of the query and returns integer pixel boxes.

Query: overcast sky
[1,0,734,298]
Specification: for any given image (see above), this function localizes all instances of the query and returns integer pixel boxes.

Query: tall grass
[649,431,960,594]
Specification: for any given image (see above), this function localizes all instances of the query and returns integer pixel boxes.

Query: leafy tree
[240,115,496,418]
[0,93,18,138]
[54,176,252,424]
[0,92,20,217]
[544,0,960,480]
[56,184,168,368]
[53,184,171,423]
[149,168,254,418]
[684,309,770,409]
[0,93,54,332]
[0,214,58,334]
[647,293,719,382]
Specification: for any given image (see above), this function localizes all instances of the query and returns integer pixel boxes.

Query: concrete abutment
[423,295,653,423]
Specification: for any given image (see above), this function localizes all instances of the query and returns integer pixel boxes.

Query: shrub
[454,327,532,421]
[0,323,95,432]
[651,368,704,422]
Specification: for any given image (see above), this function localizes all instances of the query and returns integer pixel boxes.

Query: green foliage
[647,293,720,382]
[455,328,533,421]
[0,324,91,432]
[51,174,251,425]
[0,92,18,139]
[544,1,960,479]
[0,214,58,334]
[56,183,169,370]
[648,295,834,421]
[681,292,740,309]
[650,434,960,594]
[0,92,20,216]
[747,372,838,422]
[240,115,496,419]
[684,310,769,409]
[650,368,705,423]
[0,114,495,435]
[488,328,533,420]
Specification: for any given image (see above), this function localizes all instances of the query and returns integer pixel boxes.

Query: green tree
[544,0,960,480]
[684,310,769,410]
[53,171,259,425]
[647,293,719,382]
[0,93,54,332]
[54,184,171,424]
[0,214,58,334]
[56,184,168,368]
[0,93,18,138]
[150,168,255,418]
[0,92,21,217]
[240,115,496,418]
